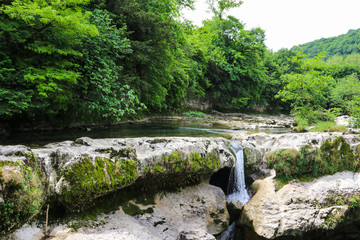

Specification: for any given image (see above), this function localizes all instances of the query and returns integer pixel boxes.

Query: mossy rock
[0,156,47,236]
[133,150,221,193]
[58,149,222,211]
[266,137,360,182]
[151,150,221,175]
[59,156,137,211]
[243,147,262,174]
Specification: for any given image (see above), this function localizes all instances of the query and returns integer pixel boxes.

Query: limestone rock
[6,182,228,240]
[0,137,235,211]
[239,171,360,239]
[227,200,243,222]
[177,229,216,240]
[237,132,360,178]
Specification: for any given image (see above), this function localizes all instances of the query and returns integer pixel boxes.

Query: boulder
[227,200,243,223]
[239,171,360,239]
[0,137,234,236]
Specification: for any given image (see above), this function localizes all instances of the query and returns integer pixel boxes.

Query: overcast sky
[181,0,360,51]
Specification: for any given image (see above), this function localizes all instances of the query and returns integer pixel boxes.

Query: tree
[0,0,98,119]
[275,53,336,126]
[106,0,195,112]
[330,74,360,111]
[74,9,144,121]
[189,15,268,109]
[206,0,243,19]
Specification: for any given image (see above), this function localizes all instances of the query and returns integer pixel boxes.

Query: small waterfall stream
[226,141,250,204]
[221,141,251,240]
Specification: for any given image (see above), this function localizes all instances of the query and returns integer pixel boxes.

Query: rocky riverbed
[2,115,360,240]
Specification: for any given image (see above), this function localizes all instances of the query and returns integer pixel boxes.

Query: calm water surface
[0,119,288,146]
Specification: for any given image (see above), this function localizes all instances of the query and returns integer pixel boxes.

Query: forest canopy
[293,29,360,58]
[0,0,359,130]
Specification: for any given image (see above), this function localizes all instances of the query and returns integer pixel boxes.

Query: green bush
[349,96,360,128]
[293,106,342,132]
[182,111,207,118]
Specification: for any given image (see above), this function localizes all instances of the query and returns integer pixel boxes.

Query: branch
[22,20,55,46]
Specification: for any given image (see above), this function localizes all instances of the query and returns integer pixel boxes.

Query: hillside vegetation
[293,29,360,58]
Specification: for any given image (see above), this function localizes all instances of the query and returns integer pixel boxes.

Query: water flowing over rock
[237,132,360,177]
[228,132,360,239]
[221,141,251,240]
[3,130,360,239]
[226,141,250,204]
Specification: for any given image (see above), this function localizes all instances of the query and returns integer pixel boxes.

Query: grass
[309,121,347,132]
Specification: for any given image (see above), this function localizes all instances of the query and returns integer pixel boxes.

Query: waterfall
[221,141,250,240]
[226,141,250,204]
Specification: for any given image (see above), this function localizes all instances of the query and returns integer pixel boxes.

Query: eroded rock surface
[239,171,360,239]
[6,182,227,240]
[1,137,235,211]
[0,137,234,236]
[237,132,360,176]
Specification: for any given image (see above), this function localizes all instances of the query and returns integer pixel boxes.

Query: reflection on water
[0,120,289,146]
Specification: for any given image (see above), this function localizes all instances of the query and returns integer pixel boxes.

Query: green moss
[60,156,137,211]
[321,208,345,230]
[267,137,360,183]
[152,164,164,172]
[266,149,302,181]
[147,139,168,144]
[243,148,264,174]
[122,201,154,216]
[0,155,46,235]
[109,148,136,159]
[159,150,220,175]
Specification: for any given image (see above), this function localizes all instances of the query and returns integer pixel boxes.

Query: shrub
[182,111,207,118]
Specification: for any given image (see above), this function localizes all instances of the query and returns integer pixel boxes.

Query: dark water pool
[0,119,289,146]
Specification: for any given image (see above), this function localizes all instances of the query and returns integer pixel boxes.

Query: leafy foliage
[349,96,360,128]
[182,111,207,118]
[188,15,268,110]
[75,9,144,121]
[0,0,98,121]
[1,0,360,129]
[309,121,347,132]
[293,29,360,58]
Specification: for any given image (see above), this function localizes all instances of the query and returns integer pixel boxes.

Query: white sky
[181,0,360,51]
